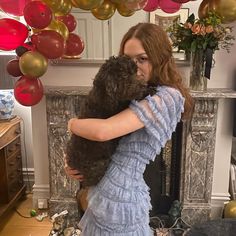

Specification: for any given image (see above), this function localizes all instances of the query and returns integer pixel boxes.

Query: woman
[67,23,193,235]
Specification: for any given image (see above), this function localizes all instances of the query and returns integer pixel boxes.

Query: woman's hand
[64,155,84,181]
[67,118,77,135]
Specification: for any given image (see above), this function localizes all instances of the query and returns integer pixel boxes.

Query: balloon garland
[0,0,236,106]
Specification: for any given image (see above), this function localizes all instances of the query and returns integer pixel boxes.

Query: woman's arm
[68,107,145,141]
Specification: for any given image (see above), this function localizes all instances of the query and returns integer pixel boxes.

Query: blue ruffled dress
[78,86,185,235]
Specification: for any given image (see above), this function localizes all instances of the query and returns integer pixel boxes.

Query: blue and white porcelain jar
[0,89,15,120]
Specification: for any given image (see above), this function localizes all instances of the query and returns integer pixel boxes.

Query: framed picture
[149,8,190,61]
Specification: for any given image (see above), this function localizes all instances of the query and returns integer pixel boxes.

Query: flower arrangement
[167,11,235,54]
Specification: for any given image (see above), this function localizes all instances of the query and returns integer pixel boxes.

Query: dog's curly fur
[66,55,156,187]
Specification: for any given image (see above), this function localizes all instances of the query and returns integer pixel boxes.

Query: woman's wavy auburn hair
[119,23,194,119]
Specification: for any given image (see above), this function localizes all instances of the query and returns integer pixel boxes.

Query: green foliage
[167,11,235,53]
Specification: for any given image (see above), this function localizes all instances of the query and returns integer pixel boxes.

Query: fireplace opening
[144,122,183,219]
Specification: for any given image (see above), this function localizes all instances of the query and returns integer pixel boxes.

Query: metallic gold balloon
[224,200,236,218]
[214,0,236,23]
[117,3,135,17]
[110,0,125,3]
[54,0,72,16]
[92,0,116,20]
[199,0,236,23]
[42,0,64,12]
[56,21,69,40]
[19,51,48,78]
[43,20,69,40]
[71,0,104,10]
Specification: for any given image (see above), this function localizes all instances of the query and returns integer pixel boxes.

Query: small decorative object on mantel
[168,11,235,91]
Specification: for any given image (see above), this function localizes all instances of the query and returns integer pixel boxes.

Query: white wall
[14,1,236,216]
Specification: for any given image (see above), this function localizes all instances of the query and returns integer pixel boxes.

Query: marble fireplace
[45,86,236,226]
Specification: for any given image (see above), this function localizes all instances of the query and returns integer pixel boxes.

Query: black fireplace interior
[144,122,183,219]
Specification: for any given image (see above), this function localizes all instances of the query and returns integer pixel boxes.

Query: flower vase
[189,50,207,91]
[0,89,15,120]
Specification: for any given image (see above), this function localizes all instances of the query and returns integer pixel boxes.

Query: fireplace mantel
[45,87,236,225]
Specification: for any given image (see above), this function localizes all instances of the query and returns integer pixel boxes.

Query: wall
[13,1,236,216]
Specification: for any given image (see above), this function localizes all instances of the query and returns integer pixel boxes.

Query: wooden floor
[0,193,53,236]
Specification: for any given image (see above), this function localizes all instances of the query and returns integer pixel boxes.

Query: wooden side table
[0,116,26,218]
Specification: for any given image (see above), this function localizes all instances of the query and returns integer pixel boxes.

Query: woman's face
[123,38,152,83]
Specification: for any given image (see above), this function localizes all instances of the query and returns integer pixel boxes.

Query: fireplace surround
[45,86,236,226]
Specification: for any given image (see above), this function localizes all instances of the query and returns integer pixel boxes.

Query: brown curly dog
[66,55,156,191]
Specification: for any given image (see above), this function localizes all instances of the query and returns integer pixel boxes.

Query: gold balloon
[19,51,48,78]
[54,0,72,16]
[92,0,116,20]
[215,0,236,23]
[43,19,69,40]
[117,3,135,17]
[224,200,236,218]
[56,21,69,40]
[110,0,125,3]
[42,0,64,12]
[198,0,236,23]
[71,0,104,10]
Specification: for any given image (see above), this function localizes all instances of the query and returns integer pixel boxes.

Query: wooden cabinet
[0,116,26,217]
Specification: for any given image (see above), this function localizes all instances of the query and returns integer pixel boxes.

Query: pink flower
[191,24,201,34]
[205,25,214,33]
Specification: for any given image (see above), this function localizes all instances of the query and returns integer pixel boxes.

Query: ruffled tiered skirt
[78,160,153,235]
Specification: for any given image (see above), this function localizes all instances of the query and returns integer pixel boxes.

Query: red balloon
[0,18,29,51]
[56,14,77,32]
[0,0,32,16]
[143,0,159,12]
[23,1,52,29]
[14,76,43,106]
[64,33,84,58]
[6,59,23,77]
[31,30,65,59]
[172,0,190,3]
[159,0,182,13]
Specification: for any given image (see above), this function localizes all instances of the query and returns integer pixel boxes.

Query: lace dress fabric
[78,86,185,235]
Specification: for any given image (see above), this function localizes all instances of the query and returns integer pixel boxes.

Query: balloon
[56,14,77,32]
[19,51,48,78]
[23,1,52,29]
[215,0,236,23]
[63,33,84,58]
[54,0,72,16]
[31,30,65,59]
[198,0,236,23]
[0,0,32,16]
[159,0,182,14]
[15,46,30,57]
[117,3,136,17]
[14,76,44,106]
[92,0,116,20]
[42,0,64,13]
[71,0,104,10]
[125,0,148,11]
[40,19,69,40]
[172,0,190,3]
[0,18,29,51]
[143,0,159,12]
[6,59,23,77]
[224,200,236,218]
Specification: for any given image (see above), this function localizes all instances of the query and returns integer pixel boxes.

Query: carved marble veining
[180,98,218,225]
[46,93,89,219]
[45,87,236,226]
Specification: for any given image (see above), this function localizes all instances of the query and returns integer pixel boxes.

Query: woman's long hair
[119,23,194,119]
